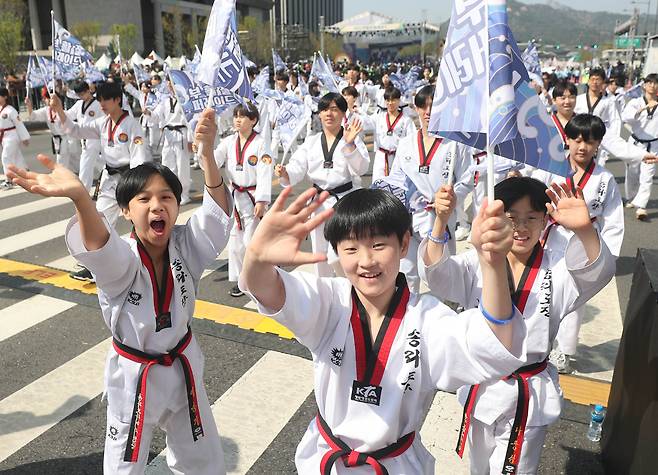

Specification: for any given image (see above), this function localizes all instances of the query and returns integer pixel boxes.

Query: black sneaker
[70,267,95,283]
[229,285,244,297]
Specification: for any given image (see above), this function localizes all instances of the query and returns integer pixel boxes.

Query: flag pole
[485,4,495,203]
[50,10,56,97]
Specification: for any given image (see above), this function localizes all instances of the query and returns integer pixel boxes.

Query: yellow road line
[0,257,294,340]
[559,374,611,407]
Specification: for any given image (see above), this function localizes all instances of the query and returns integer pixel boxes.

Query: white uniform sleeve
[239,268,345,353]
[64,101,81,123]
[65,215,139,298]
[621,98,642,128]
[255,141,273,203]
[418,239,479,307]
[453,145,474,202]
[128,122,151,166]
[175,189,233,282]
[29,106,48,122]
[62,115,102,140]
[9,108,30,141]
[124,83,141,102]
[403,116,417,137]
[424,303,527,391]
[283,140,309,187]
[343,137,370,176]
[555,233,616,316]
[599,176,624,257]
[213,137,228,169]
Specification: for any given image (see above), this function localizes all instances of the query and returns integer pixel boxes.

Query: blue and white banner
[243,54,256,69]
[310,54,338,93]
[429,0,570,177]
[521,40,542,85]
[53,19,93,73]
[82,62,105,83]
[252,65,270,95]
[133,63,151,84]
[26,55,46,89]
[276,97,310,155]
[272,49,286,72]
[169,69,243,122]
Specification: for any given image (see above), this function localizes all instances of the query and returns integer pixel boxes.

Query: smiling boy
[7,109,232,475]
[239,185,528,474]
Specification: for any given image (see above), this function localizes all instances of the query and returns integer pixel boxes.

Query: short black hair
[275,71,289,82]
[565,113,606,142]
[494,177,549,213]
[139,80,152,89]
[324,188,411,251]
[96,82,123,101]
[383,86,402,101]
[0,87,8,98]
[414,85,435,107]
[318,92,348,113]
[346,64,359,72]
[233,102,259,124]
[552,81,577,99]
[589,68,607,81]
[116,162,182,209]
[72,80,90,94]
[645,73,658,84]
[341,86,359,98]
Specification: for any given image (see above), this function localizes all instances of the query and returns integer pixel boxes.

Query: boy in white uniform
[66,80,105,191]
[125,80,161,159]
[26,95,76,171]
[372,86,416,182]
[0,87,29,187]
[50,82,151,282]
[341,86,375,138]
[378,85,473,293]
[239,185,528,475]
[150,82,192,205]
[419,177,615,475]
[7,108,231,475]
[621,74,658,220]
[214,103,273,298]
[275,92,369,277]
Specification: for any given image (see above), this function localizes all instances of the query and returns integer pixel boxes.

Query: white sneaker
[455,226,471,241]
[625,201,635,209]
[636,208,648,221]
[549,348,574,374]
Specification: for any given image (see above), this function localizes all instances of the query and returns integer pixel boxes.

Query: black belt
[164,125,187,131]
[112,327,204,463]
[316,413,415,475]
[105,164,130,176]
[631,133,658,152]
[313,181,353,198]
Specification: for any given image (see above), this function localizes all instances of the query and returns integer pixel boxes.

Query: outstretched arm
[194,108,230,215]
[241,187,334,312]
[7,155,109,251]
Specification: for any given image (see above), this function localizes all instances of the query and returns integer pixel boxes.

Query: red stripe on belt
[231,183,256,231]
[113,327,204,463]
[0,126,16,143]
[378,148,396,176]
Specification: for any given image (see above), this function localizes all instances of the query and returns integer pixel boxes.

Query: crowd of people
[1,52,657,474]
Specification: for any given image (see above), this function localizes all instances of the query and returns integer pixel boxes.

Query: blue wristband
[479,303,515,325]
[428,230,450,244]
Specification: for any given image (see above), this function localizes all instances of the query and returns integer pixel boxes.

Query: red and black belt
[113,327,204,463]
[378,148,396,176]
[0,126,16,143]
[456,359,548,475]
[231,183,256,231]
[313,181,353,199]
[317,413,415,475]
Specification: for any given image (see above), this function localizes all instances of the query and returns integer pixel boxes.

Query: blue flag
[252,65,270,95]
[272,49,286,73]
[133,63,151,84]
[82,61,105,83]
[429,0,569,177]
[311,54,338,93]
[169,69,244,122]
[53,19,93,79]
[26,55,46,89]
[521,40,542,84]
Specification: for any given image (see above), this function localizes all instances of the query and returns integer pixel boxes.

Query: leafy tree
[308,32,344,62]
[237,16,273,65]
[0,0,25,74]
[70,21,102,54]
[109,24,138,60]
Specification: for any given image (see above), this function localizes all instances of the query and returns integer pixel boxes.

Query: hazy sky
[344,0,648,24]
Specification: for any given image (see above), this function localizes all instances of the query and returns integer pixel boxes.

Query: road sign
[615,37,642,49]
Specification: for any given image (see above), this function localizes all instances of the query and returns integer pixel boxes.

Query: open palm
[248,187,334,267]
[546,182,591,232]
[7,154,87,200]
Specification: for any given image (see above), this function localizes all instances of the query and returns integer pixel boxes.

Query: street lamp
[632,0,651,37]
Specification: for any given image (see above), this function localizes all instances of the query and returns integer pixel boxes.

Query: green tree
[309,32,344,62]
[70,21,102,54]
[0,0,25,74]
[237,16,273,65]
[109,24,138,60]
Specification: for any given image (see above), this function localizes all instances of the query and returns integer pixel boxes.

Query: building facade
[273,0,342,35]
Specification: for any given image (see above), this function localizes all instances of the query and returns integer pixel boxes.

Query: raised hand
[6,154,87,201]
[247,187,334,267]
[49,94,64,114]
[343,117,363,144]
[545,182,591,232]
[274,164,289,180]
[471,198,513,266]
[433,184,456,220]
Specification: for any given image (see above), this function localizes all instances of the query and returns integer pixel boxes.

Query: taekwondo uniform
[371,110,416,183]
[125,83,161,159]
[281,129,370,277]
[240,271,528,475]
[621,96,658,211]
[65,190,232,475]
[381,132,473,293]
[66,97,104,189]
[214,131,272,283]
[28,105,77,171]
[418,233,615,475]
[0,104,29,176]
[152,97,192,204]
[63,111,150,228]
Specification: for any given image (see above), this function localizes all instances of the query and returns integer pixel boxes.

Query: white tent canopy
[147,50,164,63]
[129,52,144,67]
[95,53,111,70]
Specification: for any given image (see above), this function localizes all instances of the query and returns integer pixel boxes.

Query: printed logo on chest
[127,291,142,306]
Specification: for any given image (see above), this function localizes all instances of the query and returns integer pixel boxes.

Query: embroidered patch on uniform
[351,381,382,406]
[247,155,258,166]
[330,347,344,366]
[108,426,119,440]
[89,111,95,117]
[127,291,142,306]
[403,155,411,161]
[134,136,144,145]
[118,133,129,143]
[261,155,272,165]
